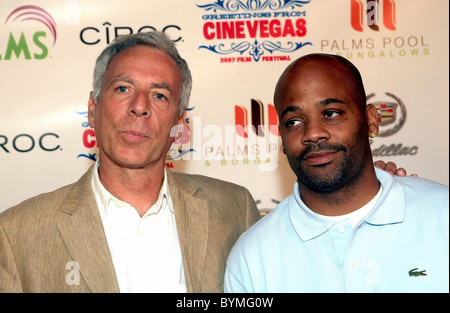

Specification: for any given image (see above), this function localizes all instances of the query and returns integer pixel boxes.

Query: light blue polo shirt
[224,168,449,293]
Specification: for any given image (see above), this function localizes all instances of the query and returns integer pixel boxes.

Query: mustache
[297,143,347,161]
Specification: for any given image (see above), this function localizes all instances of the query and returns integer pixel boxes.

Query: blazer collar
[166,169,210,293]
[56,166,211,293]
[56,165,119,292]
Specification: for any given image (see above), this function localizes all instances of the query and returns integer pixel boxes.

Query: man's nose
[301,120,330,145]
[128,91,150,118]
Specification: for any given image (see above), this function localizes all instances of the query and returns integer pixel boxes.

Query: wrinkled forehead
[107,46,182,84]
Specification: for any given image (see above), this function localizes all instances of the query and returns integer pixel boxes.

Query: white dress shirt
[91,161,186,292]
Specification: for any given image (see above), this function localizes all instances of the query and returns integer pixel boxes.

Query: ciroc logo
[79,22,182,45]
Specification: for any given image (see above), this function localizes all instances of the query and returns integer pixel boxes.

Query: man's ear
[172,109,188,143]
[88,91,96,128]
[178,109,187,125]
[366,104,379,137]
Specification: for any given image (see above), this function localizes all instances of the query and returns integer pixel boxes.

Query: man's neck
[298,168,380,217]
[98,159,165,217]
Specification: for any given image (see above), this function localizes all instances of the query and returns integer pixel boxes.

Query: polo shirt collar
[364,168,405,225]
[289,183,336,241]
[288,167,405,241]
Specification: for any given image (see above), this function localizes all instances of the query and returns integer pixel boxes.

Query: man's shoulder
[381,174,449,223]
[399,175,448,188]
[0,182,75,224]
[395,175,448,199]
[171,171,249,192]
[235,197,291,242]
[377,168,448,199]
[1,167,94,223]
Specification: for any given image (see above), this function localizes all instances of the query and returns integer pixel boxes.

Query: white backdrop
[1,0,448,213]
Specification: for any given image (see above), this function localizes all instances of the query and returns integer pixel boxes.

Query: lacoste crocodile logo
[409,268,427,277]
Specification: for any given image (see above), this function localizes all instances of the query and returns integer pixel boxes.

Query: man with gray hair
[0,31,260,293]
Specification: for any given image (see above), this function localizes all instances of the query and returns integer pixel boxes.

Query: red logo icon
[350,0,396,32]
[235,99,280,138]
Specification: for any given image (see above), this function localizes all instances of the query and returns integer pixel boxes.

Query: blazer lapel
[56,166,119,292]
[167,170,209,293]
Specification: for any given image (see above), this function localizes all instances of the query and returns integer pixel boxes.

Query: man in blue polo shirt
[224,53,449,293]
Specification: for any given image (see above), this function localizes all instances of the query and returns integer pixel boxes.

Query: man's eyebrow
[280,106,301,120]
[318,98,346,106]
[280,98,346,119]
[108,76,174,95]
[150,82,174,95]
[109,74,134,86]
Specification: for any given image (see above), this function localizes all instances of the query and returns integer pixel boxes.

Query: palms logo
[235,99,280,138]
[351,0,396,32]
[1,5,56,60]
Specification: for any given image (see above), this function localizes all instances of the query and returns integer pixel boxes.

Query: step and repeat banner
[1,0,448,213]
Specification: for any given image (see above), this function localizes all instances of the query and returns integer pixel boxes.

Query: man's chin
[301,181,343,194]
[295,168,346,193]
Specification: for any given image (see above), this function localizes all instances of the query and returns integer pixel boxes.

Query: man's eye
[117,86,128,93]
[324,111,340,118]
[286,120,302,127]
[155,93,166,100]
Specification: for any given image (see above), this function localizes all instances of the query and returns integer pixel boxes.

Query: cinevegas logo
[197,0,312,62]
[1,5,56,60]
[351,0,396,31]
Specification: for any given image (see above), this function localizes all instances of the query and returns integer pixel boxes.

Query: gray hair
[92,31,192,116]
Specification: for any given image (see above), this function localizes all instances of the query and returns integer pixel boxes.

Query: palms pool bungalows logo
[196,0,312,62]
[1,5,57,60]
[320,0,430,59]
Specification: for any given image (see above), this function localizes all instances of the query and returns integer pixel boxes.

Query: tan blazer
[0,166,261,293]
